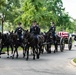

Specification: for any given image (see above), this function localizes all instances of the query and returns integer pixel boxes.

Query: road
[0,43,76,75]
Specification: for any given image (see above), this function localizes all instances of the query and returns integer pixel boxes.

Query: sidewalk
[70,59,76,67]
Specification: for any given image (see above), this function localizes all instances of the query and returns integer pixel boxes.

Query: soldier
[30,21,40,35]
[49,21,56,44]
[30,20,40,42]
[49,22,56,36]
[15,22,24,40]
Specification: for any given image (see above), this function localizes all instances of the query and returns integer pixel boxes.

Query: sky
[62,0,76,19]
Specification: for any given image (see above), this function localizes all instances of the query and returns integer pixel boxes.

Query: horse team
[0,30,63,60]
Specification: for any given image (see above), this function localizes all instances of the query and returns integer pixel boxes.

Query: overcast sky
[62,0,76,19]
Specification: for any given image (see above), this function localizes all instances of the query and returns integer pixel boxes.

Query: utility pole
[2,17,4,33]
[0,13,4,33]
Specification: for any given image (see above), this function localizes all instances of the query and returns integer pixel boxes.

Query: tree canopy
[0,0,75,32]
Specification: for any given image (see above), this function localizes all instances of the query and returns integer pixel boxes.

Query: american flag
[58,31,69,38]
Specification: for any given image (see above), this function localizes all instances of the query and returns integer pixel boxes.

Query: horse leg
[16,47,18,58]
[21,45,25,58]
[7,46,9,58]
[55,44,58,52]
[10,45,13,57]
[37,48,40,59]
[53,36,58,53]
[23,47,25,58]
[41,45,44,54]
[12,49,15,59]
[54,42,58,53]
[39,45,41,54]
[26,46,29,60]
[50,44,51,53]
[36,45,40,59]
[12,46,17,59]
[38,44,43,54]
[0,46,3,58]
[41,44,45,54]
[33,47,35,60]
[47,44,51,53]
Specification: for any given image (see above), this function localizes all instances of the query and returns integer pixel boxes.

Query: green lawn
[73,58,76,63]
[2,47,23,52]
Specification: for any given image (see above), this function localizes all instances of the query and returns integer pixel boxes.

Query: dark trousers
[18,34,23,41]
[34,34,38,43]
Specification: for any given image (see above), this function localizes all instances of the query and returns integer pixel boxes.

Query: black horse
[0,32,13,58]
[44,31,58,53]
[23,30,45,60]
[10,31,25,59]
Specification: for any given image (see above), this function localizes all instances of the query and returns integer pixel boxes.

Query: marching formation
[0,21,72,60]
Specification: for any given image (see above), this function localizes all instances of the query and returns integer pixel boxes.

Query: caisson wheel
[60,38,65,52]
[68,37,72,50]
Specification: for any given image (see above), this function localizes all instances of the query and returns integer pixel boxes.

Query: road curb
[70,59,76,67]
[1,52,5,54]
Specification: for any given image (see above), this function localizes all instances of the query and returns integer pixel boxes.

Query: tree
[0,0,5,9]
[0,0,74,32]
[0,0,21,23]
[17,0,65,30]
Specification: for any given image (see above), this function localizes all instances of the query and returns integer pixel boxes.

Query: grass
[73,58,76,63]
[2,47,23,52]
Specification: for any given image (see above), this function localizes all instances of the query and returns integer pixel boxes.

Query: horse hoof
[40,49,44,54]
[56,51,58,52]
[26,58,28,60]
[47,50,51,53]
[23,56,25,58]
[37,55,39,59]
[12,55,14,59]
[55,49,58,52]
[7,57,9,58]
[16,57,18,59]
[16,55,19,59]
[23,54,25,58]
[54,51,55,53]
[10,56,12,58]
[12,57,14,59]
[37,56,39,59]
[33,57,35,60]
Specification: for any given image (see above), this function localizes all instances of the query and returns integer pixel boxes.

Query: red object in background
[58,31,69,38]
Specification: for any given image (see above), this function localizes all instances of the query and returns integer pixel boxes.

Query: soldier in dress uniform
[30,20,40,42]
[15,22,24,40]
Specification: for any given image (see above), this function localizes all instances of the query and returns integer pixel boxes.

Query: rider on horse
[47,21,58,53]
[49,22,56,37]
[15,22,24,41]
[49,22,56,40]
[30,20,40,42]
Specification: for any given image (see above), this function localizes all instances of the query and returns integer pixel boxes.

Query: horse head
[23,30,30,43]
[46,31,53,40]
[0,32,2,38]
[23,30,29,39]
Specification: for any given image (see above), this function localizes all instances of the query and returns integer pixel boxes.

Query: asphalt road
[0,43,76,75]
